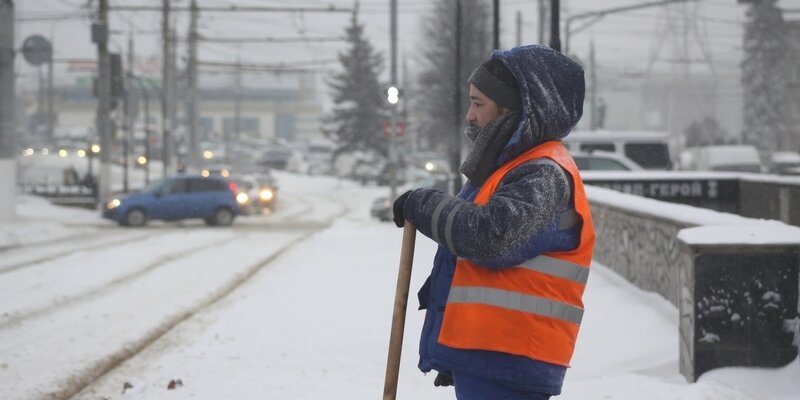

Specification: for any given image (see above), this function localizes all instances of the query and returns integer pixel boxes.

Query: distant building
[40,73,324,146]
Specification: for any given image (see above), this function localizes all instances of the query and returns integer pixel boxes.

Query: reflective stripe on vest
[437,140,595,367]
[447,286,584,325]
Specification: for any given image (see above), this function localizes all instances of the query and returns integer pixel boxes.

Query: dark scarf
[459,112,521,187]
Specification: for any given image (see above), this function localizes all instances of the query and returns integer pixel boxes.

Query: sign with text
[584,177,740,213]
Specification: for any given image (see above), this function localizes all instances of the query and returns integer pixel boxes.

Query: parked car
[769,151,800,175]
[563,130,674,170]
[103,175,240,227]
[572,151,644,171]
[371,197,393,222]
[201,163,233,178]
[679,145,763,173]
[370,175,449,222]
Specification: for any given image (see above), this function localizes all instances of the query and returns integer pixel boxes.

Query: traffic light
[386,86,402,105]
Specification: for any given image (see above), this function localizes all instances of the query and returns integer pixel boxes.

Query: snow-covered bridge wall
[583,172,800,228]
[739,176,800,227]
[586,186,800,382]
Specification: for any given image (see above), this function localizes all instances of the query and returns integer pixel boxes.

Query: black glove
[434,371,453,387]
[392,190,412,228]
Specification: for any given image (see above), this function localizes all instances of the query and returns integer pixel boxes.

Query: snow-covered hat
[468,58,521,111]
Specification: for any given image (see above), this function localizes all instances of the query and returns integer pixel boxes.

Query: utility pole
[550,0,560,51]
[452,0,463,195]
[538,0,547,45]
[389,0,399,201]
[516,11,522,47]
[230,58,240,165]
[187,0,198,169]
[123,31,135,192]
[493,0,500,49]
[0,0,16,223]
[161,0,171,176]
[47,45,53,145]
[169,26,178,145]
[234,59,241,141]
[127,75,151,184]
[94,0,113,206]
[589,40,597,130]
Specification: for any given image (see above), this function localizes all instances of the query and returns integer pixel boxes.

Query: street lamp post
[138,79,168,177]
[87,143,100,201]
[126,73,151,184]
[388,0,399,202]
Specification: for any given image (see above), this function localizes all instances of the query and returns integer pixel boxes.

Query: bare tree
[414,0,492,152]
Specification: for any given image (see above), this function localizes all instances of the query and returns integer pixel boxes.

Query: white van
[563,130,673,170]
[679,145,763,173]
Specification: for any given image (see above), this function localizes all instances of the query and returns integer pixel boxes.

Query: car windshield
[624,143,671,169]
[140,179,166,194]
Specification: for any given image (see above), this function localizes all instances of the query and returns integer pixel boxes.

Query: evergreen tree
[414,0,491,152]
[684,117,730,147]
[741,0,787,153]
[323,4,387,159]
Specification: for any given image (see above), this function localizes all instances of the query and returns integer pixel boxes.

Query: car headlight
[106,198,121,209]
[236,192,249,204]
[259,188,274,201]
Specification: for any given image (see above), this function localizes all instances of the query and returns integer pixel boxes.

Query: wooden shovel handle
[382,222,416,400]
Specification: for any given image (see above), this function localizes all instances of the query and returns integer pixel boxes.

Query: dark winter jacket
[402,45,586,395]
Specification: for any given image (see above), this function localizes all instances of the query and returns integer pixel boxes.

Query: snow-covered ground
[1,165,798,399]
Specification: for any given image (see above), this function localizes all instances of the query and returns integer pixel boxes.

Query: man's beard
[464,124,480,143]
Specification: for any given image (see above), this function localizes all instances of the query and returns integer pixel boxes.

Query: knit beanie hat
[468,58,521,111]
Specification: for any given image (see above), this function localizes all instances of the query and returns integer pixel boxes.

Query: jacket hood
[491,45,585,163]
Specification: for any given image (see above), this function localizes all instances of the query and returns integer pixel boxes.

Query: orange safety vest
[438,140,595,367]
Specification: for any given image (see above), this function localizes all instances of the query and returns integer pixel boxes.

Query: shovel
[382,221,417,400]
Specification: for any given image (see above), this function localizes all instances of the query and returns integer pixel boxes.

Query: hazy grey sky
[11,0,800,89]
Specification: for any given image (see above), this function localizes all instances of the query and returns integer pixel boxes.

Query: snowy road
[1,170,798,400]
[0,173,353,400]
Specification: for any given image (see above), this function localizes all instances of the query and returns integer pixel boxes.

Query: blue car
[103,175,241,227]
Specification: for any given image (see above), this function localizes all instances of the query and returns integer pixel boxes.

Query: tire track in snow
[0,228,107,253]
[3,194,352,400]
[0,234,239,330]
[30,232,316,400]
[0,231,153,275]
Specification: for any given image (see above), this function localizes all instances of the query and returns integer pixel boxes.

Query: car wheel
[125,209,147,227]
[209,207,234,227]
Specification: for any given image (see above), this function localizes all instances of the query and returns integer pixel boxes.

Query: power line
[108,4,354,13]
[197,35,347,44]
[198,67,329,75]
[14,12,86,22]
[198,59,337,69]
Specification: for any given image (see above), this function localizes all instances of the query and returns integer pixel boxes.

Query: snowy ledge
[582,170,800,185]
[677,225,800,246]
[584,185,780,227]
[585,184,800,382]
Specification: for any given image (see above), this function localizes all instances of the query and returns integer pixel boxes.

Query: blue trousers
[453,371,552,400]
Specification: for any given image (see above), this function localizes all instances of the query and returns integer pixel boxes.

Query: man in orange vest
[393,45,595,399]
